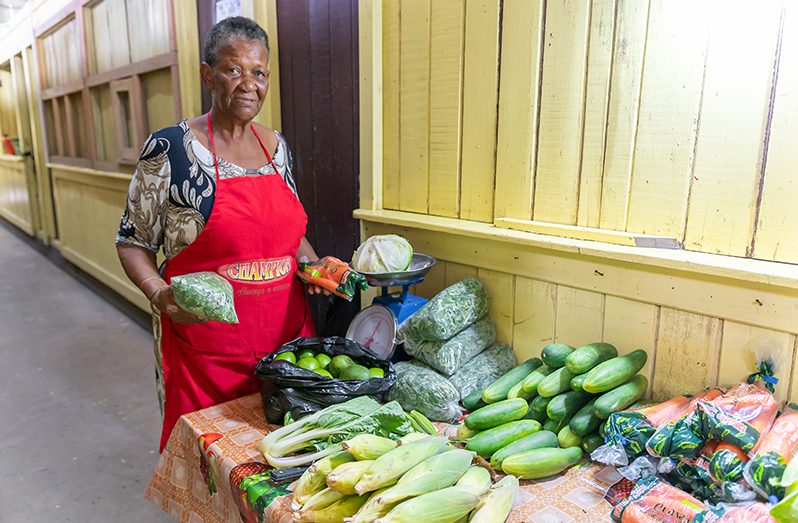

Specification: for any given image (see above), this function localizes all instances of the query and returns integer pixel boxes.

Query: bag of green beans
[171,271,239,323]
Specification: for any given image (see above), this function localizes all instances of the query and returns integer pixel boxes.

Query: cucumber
[569,399,602,436]
[482,358,543,404]
[570,372,589,392]
[521,365,553,394]
[593,374,648,419]
[456,423,479,441]
[465,398,529,430]
[558,425,583,448]
[490,430,559,471]
[599,420,607,438]
[543,417,568,433]
[581,433,604,454]
[583,349,648,393]
[537,367,575,398]
[462,389,487,411]
[465,420,542,458]
[529,395,552,415]
[501,447,584,479]
[523,404,547,423]
[565,342,618,374]
[541,343,575,369]
[507,381,535,401]
[546,391,591,421]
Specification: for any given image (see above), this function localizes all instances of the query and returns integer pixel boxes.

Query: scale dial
[346,305,397,360]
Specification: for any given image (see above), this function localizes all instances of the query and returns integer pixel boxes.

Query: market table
[146,393,622,523]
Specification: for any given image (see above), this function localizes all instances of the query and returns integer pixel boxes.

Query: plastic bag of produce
[744,404,798,500]
[384,361,462,423]
[351,234,413,273]
[400,278,489,342]
[612,476,707,522]
[695,502,777,522]
[296,256,369,301]
[647,388,726,460]
[170,271,238,323]
[255,337,396,423]
[771,457,798,522]
[403,317,496,376]
[448,343,517,400]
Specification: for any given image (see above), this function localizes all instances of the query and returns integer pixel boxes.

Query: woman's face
[202,37,270,123]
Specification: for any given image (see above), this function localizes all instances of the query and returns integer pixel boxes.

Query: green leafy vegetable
[385,361,462,423]
[403,317,496,376]
[400,279,489,341]
[171,271,238,323]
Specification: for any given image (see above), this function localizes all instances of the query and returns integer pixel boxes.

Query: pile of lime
[273,350,385,380]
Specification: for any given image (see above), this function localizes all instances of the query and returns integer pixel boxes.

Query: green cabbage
[352,235,413,273]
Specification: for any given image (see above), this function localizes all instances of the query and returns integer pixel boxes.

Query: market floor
[0,224,172,522]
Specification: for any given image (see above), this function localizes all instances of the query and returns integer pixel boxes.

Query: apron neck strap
[206,112,277,183]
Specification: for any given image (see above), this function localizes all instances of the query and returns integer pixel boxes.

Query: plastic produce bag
[403,317,496,376]
[745,404,798,500]
[612,476,707,522]
[448,343,517,400]
[647,388,726,460]
[400,278,489,342]
[255,337,396,424]
[384,361,462,423]
[695,502,777,522]
[771,457,798,522]
[170,271,239,323]
[296,256,368,301]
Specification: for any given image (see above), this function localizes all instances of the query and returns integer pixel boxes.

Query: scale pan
[356,253,437,287]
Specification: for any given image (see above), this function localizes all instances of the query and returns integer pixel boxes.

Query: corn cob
[354,436,449,494]
[343,435,398,461]
[375,486,480,523]
[345,487,396,523]
[468,475,519,523]
[294,494,369,523]
[410,410,438,435]
[372,449,474,506]
[327,460,375,495]
[397,432,428,445]
[453,466,492,497]
[292,451,355,507]
[299,486,346,513]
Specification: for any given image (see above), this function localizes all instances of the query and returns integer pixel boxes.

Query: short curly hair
[203,16,269,66]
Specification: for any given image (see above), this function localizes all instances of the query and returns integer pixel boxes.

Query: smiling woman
[113,16,329,452]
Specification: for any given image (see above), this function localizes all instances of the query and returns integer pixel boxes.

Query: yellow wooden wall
[382,0,798,264]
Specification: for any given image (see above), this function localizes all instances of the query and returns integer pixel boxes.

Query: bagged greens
[385,361,462,423]
[170,271,238,323]
[400,278,489,342]
[403,317,496,376]
[448,343,517,400]
[351,234,413,273]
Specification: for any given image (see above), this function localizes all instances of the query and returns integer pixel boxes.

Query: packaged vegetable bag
[647,388,726,460]
[400,278,489,341]
[384,361,463,423]
[612,476,707,522]
[403,317,496,376]
[745,404,798,500]
[448,343,517,400]
[296,256,369,301]
[171,271,238,323]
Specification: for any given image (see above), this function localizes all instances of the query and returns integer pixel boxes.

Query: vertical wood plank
[513,277,556,361]
[493,0,544,221]
[477,268,515,346]
[653,308,721,401]
[718,322,795,405]
[382,0,401,210]
[398,0,430,213]
[603,296,658,395]
[754,4,798,263]
[532,0,590,224]
[554,286,605,347]
[598,0,651,231]
[174,0,201,118]
[413,260,447,300]
[459,0,501,222]
[625,0,708,239]
[444,261,477,287]
[684,1,782,255]
[576,0,616,228]
[427,0,465,218]
[791,337,798,405]
[359,0,382,211]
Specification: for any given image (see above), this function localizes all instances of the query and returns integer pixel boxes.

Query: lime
[330,355,354,376]
[314,369,333,379]
[297,357,320,371]
[274,352,296,364]
[315,353,332,369]
[368,367,385,379]
[298,349,316,361]
[341,364,372,381]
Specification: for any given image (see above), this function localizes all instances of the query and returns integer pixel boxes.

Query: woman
[116,17,326,451]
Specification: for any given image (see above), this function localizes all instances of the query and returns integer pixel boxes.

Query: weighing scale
[345,253,436,361]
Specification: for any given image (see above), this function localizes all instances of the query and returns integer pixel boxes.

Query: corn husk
[354,436,449,495]
[454,466,492,497]
[294,494,369,523]
[345,487,396,523]
[469,475,519,523]
[293,451,355,508]
[397,432,428,445]
[327,460,375,495]
[375,486,480,523]
[299,486,346,513]
[343,435,398,461]
[373,449,474,506]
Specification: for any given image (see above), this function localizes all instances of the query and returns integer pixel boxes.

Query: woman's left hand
[306,284,331,296]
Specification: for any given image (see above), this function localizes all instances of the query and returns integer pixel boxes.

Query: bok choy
[259,396,415,468]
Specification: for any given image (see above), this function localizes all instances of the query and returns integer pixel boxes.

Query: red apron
[159,114,315,450]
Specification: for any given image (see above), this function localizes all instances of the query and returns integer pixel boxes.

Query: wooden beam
[85,51,176,88]
[358,0,383,211]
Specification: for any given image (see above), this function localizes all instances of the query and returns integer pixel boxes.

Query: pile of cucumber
[457,342,649,479]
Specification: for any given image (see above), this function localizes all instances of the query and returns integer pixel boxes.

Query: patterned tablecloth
[146,394,620,523]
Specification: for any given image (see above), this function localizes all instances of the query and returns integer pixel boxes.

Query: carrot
[744,404,798,499]
[755,404,798,458]
[636,395,693,428]
[613,477,706,523]
[699,382,779,454]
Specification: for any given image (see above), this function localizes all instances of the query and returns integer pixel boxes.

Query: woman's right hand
[150,286,208,324]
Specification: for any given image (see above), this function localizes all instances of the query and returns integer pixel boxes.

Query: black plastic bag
[255,337,396,424]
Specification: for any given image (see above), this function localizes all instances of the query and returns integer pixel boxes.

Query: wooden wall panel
[444,261,477,287]
[0,158,34,235]
[381,0,400,210]
[413,260,447,300]
[477,268,515,345]
[512,277,556,361]
[554,286,605,347]
[603,296,658,395]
